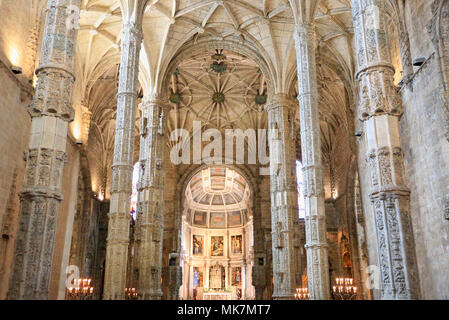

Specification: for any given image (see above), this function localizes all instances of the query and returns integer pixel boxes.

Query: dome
[184,167,251,228]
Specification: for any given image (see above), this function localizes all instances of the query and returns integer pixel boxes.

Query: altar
[203,292,232,300]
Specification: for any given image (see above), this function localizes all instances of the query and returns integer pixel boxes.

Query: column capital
[293,23,316,44]
[265,93,296,112]
[140,95,170,111]
[121,21,144,42]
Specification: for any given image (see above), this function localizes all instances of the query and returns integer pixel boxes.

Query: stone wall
[0,1,36,299]
[0,63,31,299]
[355,0,449,300]
[398,0,449,300]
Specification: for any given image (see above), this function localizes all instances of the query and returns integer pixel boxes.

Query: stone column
[135,97,168,300]
[6,0,81,300]
[293,24,331,300]
[352,0,420,299]
[103,21,143,300]
[397,0,413,83]
[81,104,92,145]
[251,187,266,299]
[265,93,299,300]
[165,253,182,300]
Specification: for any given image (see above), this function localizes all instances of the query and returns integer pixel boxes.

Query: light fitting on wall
[73,123,82,145]
[11,65,22,75]
[9,47,22,74]
[413,57,426,67]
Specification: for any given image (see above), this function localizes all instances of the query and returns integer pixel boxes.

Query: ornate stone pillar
[81,104,92,145]
[135,97,168,300]
[265,93,299,300]
[165,253,182,300]
[397,0,413,83]
[6,0,81,300]
[103,21,143,300]
[293,24,331,300]
[352,0,420,299]
[251,187,267,299]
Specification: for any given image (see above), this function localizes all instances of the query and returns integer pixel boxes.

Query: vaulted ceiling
[68,0,407,200]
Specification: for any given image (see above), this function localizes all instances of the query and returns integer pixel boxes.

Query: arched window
[296,161,305,219]
[130,162,139,222]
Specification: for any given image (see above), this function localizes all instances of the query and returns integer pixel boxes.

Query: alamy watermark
[169,121,282,175]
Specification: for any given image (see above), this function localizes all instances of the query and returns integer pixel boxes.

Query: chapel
[0,0,448,300]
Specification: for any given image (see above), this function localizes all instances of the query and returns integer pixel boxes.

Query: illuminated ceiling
[184,167,251,229]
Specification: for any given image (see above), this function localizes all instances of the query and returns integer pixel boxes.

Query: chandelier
[332,278,357,300]
[295,287,309,300]
[67,278,94,300]
[125,287,138,300]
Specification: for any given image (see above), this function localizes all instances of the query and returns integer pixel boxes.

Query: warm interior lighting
[73,123,81,141]
[98,194,104,202]
[10,47,19,66]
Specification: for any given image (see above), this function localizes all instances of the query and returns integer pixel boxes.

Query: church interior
[0,0,448,300]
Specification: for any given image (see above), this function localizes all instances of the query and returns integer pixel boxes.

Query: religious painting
[192,235,204,255]
[210,212,226,228]
[193,267,203,288]
[193,211,207,226]
[232,267,242,287]
[210,236,224,256]
[231,235,243,255]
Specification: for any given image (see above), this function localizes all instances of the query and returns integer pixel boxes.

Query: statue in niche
[209,263,224,290]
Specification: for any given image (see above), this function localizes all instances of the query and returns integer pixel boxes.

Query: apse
[179,167,254,300]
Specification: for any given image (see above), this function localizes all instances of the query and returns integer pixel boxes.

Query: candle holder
[67,278,94,300]
[332,277,357,300]
[125,287,139,300]
[295,287,310,300]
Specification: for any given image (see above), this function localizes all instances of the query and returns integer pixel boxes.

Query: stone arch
[160,39,276,99]
[171,162,260,260]
[173,162,260,299]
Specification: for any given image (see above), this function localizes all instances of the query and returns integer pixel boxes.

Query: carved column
[293,24,331,300]
[165,253,182,300]
[251,185,267,299]
[81,104,92,145]
[103,21,143,300]
[397,0,413,83]
[265,94,299,300]
[135,97,168,300]
[6,0,81,300]
[352,0,420,299]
